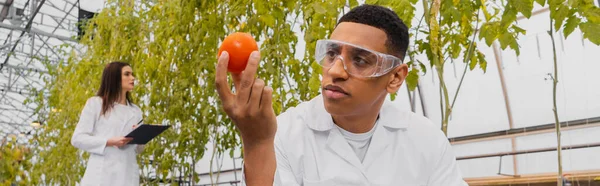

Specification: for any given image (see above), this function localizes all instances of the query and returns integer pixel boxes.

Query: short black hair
[337,4,409,60]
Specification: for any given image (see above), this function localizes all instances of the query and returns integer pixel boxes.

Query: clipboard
[125,124,170,144]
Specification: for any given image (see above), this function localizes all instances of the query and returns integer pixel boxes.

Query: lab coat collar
[325,120,393,179]
[307,95,410,132]
[114,100,133,107]
[326,128,367,175]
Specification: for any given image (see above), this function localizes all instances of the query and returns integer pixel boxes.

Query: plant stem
[451,10,481,109]
[209,125,218,184]
[437,66,452,135]
[549,18,564,186]
[439,76,444,121]
[426,0,451,135]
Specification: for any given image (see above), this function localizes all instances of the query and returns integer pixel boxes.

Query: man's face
[321,22,407,117]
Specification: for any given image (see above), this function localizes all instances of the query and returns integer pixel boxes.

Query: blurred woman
[71,61,144,186]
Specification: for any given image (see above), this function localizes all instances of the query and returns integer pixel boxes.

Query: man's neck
[332,111,379,133]
[331,96,387,133]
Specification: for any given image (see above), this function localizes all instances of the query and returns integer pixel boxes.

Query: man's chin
[322,99,351,116]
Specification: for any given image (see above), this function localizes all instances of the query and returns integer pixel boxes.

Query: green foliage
[405,68,420,91]
[511,0,534,18]
[478,0,530,55]
[545,0,600,44]
[414,0,529,134]
[0,141,32,186]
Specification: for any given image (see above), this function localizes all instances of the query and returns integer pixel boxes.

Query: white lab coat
[71,96,144,186]
[241,95,468,186]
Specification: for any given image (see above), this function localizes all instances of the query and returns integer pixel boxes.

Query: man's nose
[326,55,349,80]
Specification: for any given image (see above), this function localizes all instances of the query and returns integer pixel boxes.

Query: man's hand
[215,50,277,186]
[215,50,277,146]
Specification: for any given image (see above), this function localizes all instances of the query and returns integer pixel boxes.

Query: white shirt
[241,95,467,186]
[335,120,378,163]
[71,97,144,186]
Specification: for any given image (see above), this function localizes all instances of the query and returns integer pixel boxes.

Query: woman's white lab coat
[71,96,144,186]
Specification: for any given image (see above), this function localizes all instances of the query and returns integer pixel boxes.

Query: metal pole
[457,142,600,160]
[0,23,76,42]
[450,117,600,144]
[233,157,238,185]
[417,81,428,118]
[0,0,48,71]
[492,41,519,175]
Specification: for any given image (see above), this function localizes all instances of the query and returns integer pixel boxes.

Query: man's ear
[387,64,408,93]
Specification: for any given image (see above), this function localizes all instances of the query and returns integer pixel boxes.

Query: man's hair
[337,4,409,60]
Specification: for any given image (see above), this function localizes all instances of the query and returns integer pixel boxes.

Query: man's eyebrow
[350,47,373,56]
[328,43,341,50]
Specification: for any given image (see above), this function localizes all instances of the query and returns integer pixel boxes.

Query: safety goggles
[315,39,403,78]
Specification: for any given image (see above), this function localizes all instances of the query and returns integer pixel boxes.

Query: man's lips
[323,84,349,95]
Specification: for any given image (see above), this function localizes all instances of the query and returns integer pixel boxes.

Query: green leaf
[477,51,488,73]
[418,60,427,74]
[478,22,489,41]
[484,31,496,46]
[499,32,511,49]
[552,4,570,29]
[480,0,493,21]
[583,8,600,24]
[567,0,581,7]
[563,14,581,38]
[469,51,478,70]
[308,68,321,93]
[580,21,600,45]
[406,68,419,91]
[535,0,546,6]
[417,42,434,67]
[450,40,461,59]
[512,25,526,35]
[479,22,500,46]
[499,32,520,55]
[510,37,520,55]
[285,0,296,10]
[501,6,518,28]
[255,1,267,14]
[261,14,276,27]
[510,0,534,18]
[348,0,359,8]
[312,3,327,14]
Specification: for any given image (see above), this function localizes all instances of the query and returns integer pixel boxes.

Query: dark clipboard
[125,124,170,144]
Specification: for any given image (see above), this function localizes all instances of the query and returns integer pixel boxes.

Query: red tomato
[218,32,259,73]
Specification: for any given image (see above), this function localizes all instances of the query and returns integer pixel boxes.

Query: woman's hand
[107,136,133,147]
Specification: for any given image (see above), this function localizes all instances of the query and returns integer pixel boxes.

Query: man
[215,4,467,186]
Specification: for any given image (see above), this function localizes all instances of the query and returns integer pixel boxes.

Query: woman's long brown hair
[96,61,133,116]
